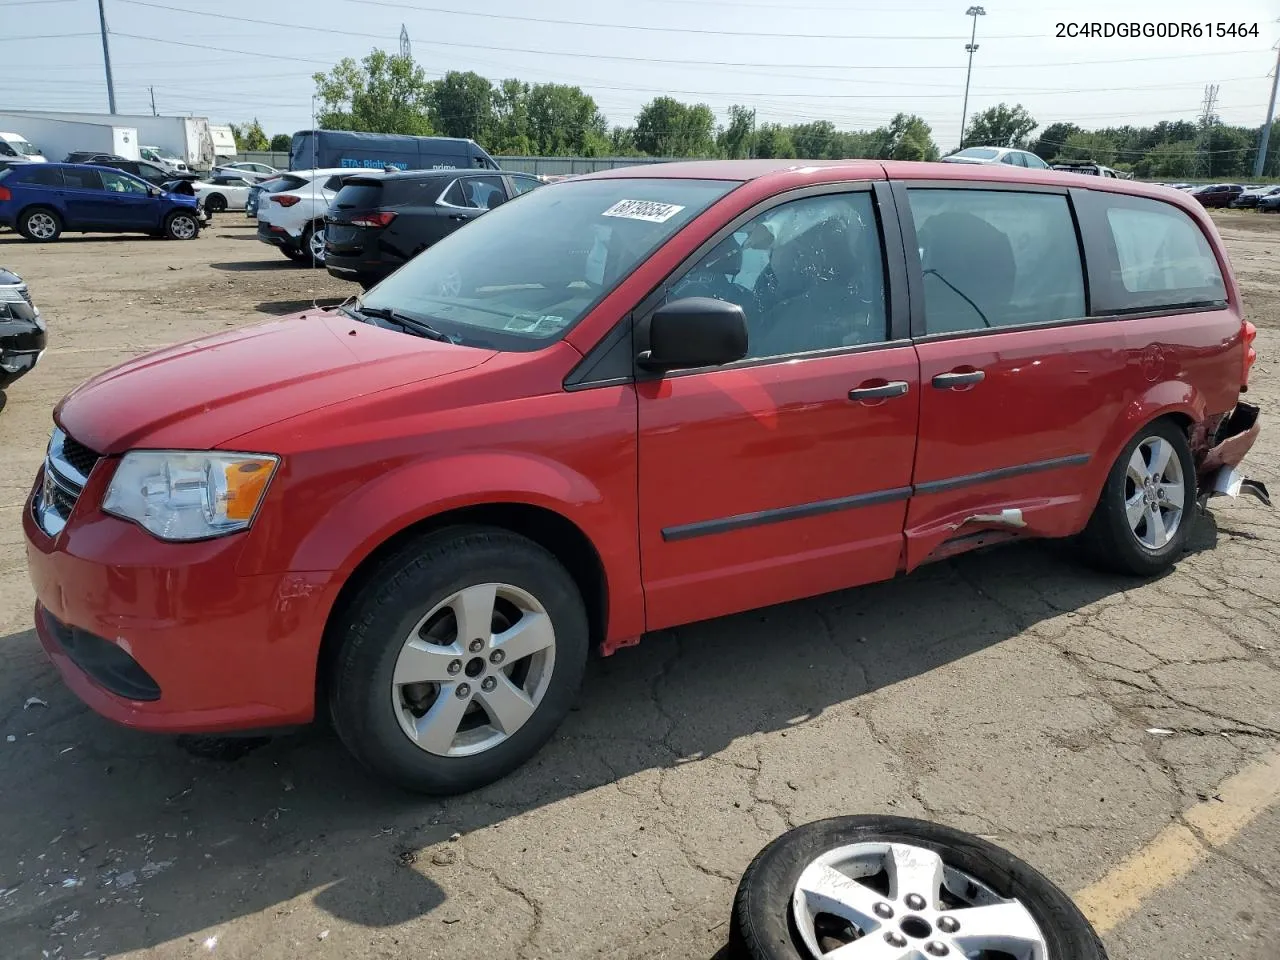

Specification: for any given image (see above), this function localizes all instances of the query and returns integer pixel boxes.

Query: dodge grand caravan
[24,160,1264,794]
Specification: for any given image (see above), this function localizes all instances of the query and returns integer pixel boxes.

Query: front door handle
[448,214,468,222]
[931,370,985,389]
[848,380,910,401]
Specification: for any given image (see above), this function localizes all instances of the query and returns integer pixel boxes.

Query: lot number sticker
[602,200,686,223]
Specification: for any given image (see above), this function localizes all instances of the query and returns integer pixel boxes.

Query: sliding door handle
[848,380,910,401]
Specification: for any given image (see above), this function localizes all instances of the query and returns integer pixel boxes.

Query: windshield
[952,147,1000,160]
[11,139,39,156]
[360,177,738,350]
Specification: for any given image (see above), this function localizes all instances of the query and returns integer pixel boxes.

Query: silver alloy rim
[309,227,326,261]
[1125,436,1184,550]
[27,212,56,239]
[791,842,1049,960]
[170,215,196,240]
[390,582,556,757]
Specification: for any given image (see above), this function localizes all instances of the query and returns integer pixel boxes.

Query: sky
[1,0,1277,152]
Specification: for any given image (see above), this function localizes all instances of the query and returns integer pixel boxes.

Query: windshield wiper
[342,304,454,342]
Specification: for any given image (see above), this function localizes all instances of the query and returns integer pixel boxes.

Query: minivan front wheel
[328,527,589,794]
[1081,418,1196,576]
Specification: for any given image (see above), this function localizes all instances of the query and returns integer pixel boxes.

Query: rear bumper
[324,251,392,282]
[1201,401,1269,507]
[256,220,296,250]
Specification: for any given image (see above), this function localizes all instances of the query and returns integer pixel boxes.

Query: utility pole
[1253,42,1280,179]
[400,24,412,59]
[1197,83,1220,179]
[959,5,986,149]
[97,0,117,114]
[149,86,157,117]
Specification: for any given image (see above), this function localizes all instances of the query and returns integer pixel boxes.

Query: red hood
[56,311,495,453]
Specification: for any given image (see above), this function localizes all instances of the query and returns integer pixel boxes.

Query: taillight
[351,211,396,228]
[1242,319,1257,390]
[0,186,10,202]
[270,195,301,207]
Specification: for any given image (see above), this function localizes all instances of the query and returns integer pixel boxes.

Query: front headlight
[103,451,279,541]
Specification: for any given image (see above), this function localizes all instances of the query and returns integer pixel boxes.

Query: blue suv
[0,163,202,243]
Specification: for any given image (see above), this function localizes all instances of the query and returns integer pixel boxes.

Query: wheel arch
[314,501,609,709]
[16,203,62,228]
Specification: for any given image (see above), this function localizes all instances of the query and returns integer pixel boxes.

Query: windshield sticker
[505,314,566,335]
[602,199,686,223]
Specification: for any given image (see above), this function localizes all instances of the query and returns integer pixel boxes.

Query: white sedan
[211,161,280,183]
[193,175,253,213]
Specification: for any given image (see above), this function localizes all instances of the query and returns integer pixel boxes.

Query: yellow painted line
[1075,748,1280,934]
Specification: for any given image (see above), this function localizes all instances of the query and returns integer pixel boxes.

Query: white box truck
[0,113,140,163]
[0,111,215,169]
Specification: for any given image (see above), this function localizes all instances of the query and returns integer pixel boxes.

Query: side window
[440,179,467,207]
[323,175,347,192]
[1024,153,1049,170]
[62,168,104,191]
[1000,153,1019,165]
[1097,195,1226,310]
[25,166,64,187]
[100,170,149,195]
[510,175,541,196]
[667,191,888,360]
[906,188,1085,334]
[462,176,507,209]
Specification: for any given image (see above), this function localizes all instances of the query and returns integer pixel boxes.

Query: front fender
[266,451,644,642]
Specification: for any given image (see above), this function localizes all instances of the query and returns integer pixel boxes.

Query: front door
[895,182,1116,568]
[637,185,920,630]
[97,169,160,229]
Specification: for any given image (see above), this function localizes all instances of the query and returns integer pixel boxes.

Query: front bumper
[23,469,339,733]
[0,348,44,388]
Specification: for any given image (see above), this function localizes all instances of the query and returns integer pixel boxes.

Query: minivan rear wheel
[327,527,589,794]
[1081,418,1196,576]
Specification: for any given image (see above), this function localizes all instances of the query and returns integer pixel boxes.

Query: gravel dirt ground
[1,213,1279,960]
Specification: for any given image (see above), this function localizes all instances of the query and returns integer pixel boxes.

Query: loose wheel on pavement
[1080,418,1196,576]
[164,210,200,240]
[328,527,589,794]
[19,207,62,242]
[732,815,1106,960]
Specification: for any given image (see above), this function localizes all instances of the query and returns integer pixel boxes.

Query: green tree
[754,123,796,159]
[634,97,716,157]
[1030,122,1080,160]
[491,79,532,155]
[609,126,643,156]
[1206,125,1252,178]
[791,120,837,159]
[229,119,269,152]
[963,103,1037,148]
[1141,140,1199,179]
[1057,131,1117,165]
[525,83,608,155]
[268,133,292,152]
[718,105,756,159]
[313,49,433,134]
[885,113,938,161]
[429,70,495,141]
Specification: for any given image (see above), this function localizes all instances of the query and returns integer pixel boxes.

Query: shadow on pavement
[254,297,346,316]
[0,517,1221,954]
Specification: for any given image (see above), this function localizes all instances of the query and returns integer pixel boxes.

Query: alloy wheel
[170,215,197,240]
[791,842,1049,959]
[390,582,556,757]
[27,212,57,240]
[1124,435,1184,550]
[309,227,326,262]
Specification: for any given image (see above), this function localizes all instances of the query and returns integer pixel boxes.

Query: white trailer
[0,111,215,169]
[0,113,140,163]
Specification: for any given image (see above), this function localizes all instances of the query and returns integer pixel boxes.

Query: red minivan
[24,160,1263,793]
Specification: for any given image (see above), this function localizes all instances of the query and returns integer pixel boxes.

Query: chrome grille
[33,428,100,537]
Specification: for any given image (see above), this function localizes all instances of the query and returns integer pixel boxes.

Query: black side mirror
[638,297,748,372]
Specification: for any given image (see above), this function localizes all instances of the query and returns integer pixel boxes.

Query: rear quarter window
[20,166,63,187]
[1073,190,1227,313]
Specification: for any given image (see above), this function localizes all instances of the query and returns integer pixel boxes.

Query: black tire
[327,526,589,794]
[1080,417,1196,576]
[18,207,62,242]
[731,815,1107,960]
[163,210,200,241]
[281,247,307,263]
[205,193,227,214]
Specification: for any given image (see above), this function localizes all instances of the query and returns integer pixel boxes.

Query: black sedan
[0,267,46,394]
[1260,193,1280,213]
[1230,186,1280,208]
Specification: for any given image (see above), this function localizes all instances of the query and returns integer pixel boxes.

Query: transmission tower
[1196,84,1220,178]
[400,24,412,59]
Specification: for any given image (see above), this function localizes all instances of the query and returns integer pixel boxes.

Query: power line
[0,32,97,42]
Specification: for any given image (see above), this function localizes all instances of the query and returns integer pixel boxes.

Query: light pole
[959,5,985,148]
